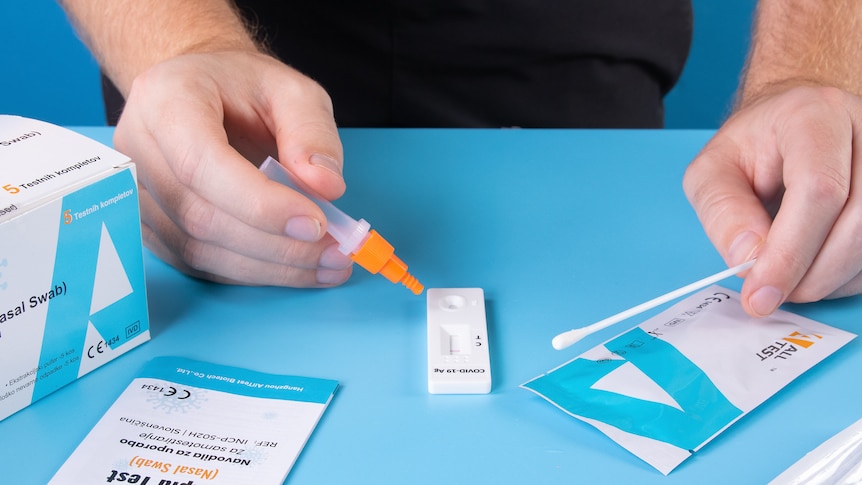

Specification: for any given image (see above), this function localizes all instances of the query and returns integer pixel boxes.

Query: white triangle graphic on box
[77,321,119,377]
[590,361,683,411]
[90,223,133,315]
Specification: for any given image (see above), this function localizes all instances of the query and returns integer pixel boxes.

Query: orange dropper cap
[350,230,424,295]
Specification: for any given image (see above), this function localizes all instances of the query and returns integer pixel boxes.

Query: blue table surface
[2,127,860,484]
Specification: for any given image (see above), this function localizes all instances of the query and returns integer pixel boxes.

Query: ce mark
[87,341,106,358]
[164,386,191,400]
[87,338,119,358]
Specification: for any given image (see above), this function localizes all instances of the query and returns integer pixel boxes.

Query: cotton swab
[551,259,756,350]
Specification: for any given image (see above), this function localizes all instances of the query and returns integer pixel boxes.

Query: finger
[261,67,346,201]
[142,221,245,284]
[139,185,352,286]
[794,197,862,301]
[825,271,862,299]
[683,136,774,269]
[216,55,345,200]
[784,111,862,301]
[139,181,342,269]
[118,117,320,258]
[741,102,852,314]
[117,56,332,242]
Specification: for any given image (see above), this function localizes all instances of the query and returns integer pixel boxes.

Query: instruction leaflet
[49,356,338,484]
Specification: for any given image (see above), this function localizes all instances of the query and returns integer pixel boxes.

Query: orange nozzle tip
[401,273,424,295]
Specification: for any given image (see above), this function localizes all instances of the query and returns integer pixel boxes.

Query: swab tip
[552,331,577,350]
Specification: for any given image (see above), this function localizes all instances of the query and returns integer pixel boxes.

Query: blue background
[0,1,756,128]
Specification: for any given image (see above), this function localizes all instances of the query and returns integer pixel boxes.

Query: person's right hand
[115,50,355,286]
[684,84,862,316]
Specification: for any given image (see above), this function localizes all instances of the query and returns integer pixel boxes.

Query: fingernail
[317,268,351,285]
[319,243,353,270]
[284,216,322,242]
[749,286,783,316]
[728,231,762,266]
[309,153,342,177]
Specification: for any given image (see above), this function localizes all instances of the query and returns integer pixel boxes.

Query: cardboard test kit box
[0,115,149,421]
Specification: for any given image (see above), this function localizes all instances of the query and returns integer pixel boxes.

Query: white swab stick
[551,259,756,350]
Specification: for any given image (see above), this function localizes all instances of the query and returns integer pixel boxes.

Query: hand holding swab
[551,259,756,350]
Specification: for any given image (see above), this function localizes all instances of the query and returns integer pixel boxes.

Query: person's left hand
[114,50,354,287]
[683,84,862,317]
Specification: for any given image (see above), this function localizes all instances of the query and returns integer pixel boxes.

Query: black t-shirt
[104,1,692,128]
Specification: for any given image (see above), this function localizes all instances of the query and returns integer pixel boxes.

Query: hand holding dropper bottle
[260,156,424,295]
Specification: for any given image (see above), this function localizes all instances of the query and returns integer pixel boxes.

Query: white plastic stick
[551,259,756,350]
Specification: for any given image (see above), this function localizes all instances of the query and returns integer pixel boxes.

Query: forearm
[59,0,259,96]
[739,0,862,106]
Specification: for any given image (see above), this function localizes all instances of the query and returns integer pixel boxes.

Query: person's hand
[684,84,862,317]
[115,50,354,286]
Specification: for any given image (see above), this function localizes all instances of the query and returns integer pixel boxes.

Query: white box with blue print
[0,115,150,422]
